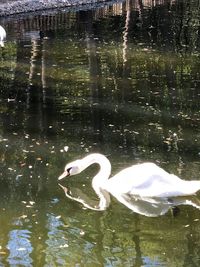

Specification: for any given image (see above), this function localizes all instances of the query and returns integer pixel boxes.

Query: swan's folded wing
[106,163,190,197]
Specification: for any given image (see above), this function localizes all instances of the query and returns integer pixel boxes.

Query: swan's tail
[184,181,200,195]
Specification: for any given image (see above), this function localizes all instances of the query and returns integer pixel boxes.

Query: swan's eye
[66,167,72,175]
[64,164,80,176]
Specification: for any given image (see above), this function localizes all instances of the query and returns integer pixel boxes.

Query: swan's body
[58,153,200,211]
[0,25,6,47]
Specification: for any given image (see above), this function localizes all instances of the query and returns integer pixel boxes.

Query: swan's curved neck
[80,153,111,210]
[80,153,111,181]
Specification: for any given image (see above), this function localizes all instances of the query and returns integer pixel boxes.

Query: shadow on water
[0,0,200,266]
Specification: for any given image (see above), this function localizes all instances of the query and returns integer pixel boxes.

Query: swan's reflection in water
[59,184,200,217]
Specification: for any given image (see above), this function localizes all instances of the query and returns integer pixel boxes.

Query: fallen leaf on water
[64,146,69,152]
[19,215,28,219]
[22,150,29,153]
[20,163,26,167]
[16,175,23,180]
[62,224,69,228]
[80,230,85,236]
[59,244,68,248]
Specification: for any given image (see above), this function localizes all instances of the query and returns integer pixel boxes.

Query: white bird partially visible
[0,25,6,47]
[58,153,200,211]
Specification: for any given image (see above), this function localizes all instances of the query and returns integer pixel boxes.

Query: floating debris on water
[64,146,69,152]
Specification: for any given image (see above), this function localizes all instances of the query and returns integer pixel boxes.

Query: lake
[0,0,200,266]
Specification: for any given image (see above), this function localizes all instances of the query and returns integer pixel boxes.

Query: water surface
[0,0,200,266]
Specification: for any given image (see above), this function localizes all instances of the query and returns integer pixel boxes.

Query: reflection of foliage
[0,42,17,94]
[0,1,200,169]
[0,42,16,60]
[0,1,199,177]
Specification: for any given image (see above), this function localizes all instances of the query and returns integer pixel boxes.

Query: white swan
[58,153,200,211]
[0,25,6,47]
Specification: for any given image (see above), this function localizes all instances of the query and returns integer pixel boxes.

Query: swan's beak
[58,183,68,194]
[58,170,69,180]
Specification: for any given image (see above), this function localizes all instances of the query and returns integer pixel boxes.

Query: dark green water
[0,0,200,266]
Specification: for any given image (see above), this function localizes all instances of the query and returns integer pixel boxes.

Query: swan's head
[58,160,81,180]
